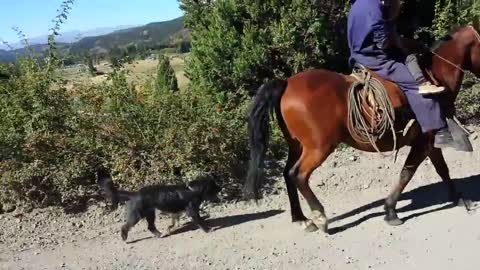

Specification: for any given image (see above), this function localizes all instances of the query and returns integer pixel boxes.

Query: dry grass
[61,53,190,91]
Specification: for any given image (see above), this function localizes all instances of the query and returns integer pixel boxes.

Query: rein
[430,25,480,81]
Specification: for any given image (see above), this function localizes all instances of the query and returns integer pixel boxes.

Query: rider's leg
[390,62,454,148]
[399,60,471,150]
[405,54,445,95]
[402,89,455,148]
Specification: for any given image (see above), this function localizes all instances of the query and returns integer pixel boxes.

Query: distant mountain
[0,49,14,63]
[0,17,186,63]
[0,25,137,50]
[0,43,70,63]
[69,17,185,54]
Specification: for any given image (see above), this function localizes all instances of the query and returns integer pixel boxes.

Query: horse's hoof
[305,220,319,232]
[385,216,404,226]
[295,220,319,232]
[457,198,467,207]
[457,198,476,211]
[311,210,329,233]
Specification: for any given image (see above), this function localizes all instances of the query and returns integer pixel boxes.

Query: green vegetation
[155,54,179,93]
[0,0,479,212]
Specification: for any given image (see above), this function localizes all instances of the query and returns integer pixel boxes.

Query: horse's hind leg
[428,148,474,209]
[283,140,308,224]
[291,146,334,232]
[384,143,430,226]
[428,148,460,203]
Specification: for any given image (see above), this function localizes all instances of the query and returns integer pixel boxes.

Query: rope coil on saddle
[347,64,397,155]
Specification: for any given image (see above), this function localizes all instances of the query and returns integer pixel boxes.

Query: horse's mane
[430,25,468,51]
[430,24,478,51]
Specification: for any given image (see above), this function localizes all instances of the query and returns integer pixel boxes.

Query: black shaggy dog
[97,169,222,241]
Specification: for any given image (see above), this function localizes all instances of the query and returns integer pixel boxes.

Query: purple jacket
[347,0,403,76]
[346,0,446,132]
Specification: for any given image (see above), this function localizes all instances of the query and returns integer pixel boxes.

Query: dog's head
[187,175,222,203]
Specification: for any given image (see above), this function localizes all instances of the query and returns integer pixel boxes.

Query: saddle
[347,64,472,153]
[347,64,417,154]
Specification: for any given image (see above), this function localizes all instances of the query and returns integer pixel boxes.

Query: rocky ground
[1,129,480,270]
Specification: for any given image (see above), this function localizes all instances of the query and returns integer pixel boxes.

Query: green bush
[0,0,250,212]
[0,55,99,209]
[180,0,351,96]
[0,58,249,211]
[456,75,480,124]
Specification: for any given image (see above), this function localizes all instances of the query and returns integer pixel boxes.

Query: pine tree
[84,51,97,76]
[155,54,179,93]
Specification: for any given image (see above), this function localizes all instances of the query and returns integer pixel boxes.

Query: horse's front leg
[384,143,430,226]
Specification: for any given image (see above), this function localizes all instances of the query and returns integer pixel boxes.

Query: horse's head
[431,19,480,97]
[468,18,480,76]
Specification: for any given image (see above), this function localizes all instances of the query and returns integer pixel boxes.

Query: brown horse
[244,24,480,233]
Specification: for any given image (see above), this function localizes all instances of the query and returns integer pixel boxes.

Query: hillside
[0,49,14,63]
[0,16,186,63]
[0,43,69,63]
[0,25,137,51]
[70,17,185,53]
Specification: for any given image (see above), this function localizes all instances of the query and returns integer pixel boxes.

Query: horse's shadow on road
[328,174,480,235]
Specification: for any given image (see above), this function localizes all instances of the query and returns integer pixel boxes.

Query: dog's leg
[186,206,211,233]
[145,208,162,238]
[121,202,142,241]
[161,213,180,238]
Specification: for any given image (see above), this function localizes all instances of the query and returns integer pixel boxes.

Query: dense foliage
[0,0,479,212]
[0,1,247,212]
[180,0,351,95]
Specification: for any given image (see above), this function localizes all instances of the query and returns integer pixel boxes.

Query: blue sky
[0,0,183,43]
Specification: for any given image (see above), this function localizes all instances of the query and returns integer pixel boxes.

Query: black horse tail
[244,79,288,201]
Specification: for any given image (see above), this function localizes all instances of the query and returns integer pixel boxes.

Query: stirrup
[447,118,473,152]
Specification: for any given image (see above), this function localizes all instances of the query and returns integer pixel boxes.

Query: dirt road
[2,129,480,270]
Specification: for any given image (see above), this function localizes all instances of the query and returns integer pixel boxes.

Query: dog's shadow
[127,209,284,244]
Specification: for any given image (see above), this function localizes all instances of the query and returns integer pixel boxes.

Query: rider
[347,0,460,149]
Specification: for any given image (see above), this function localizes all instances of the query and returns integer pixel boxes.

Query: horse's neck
[432,37,467,94]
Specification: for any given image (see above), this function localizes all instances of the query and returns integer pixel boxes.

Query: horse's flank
[282,67,411,153]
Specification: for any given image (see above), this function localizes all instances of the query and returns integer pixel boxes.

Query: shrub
[0,58,249,211]
[0,0,248,211]
[155,54,179,93]
[180,0,351,96]
[456,75,480,125]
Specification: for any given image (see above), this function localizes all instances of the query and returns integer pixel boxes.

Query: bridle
[430,25,480,76]
[469,25,480,43]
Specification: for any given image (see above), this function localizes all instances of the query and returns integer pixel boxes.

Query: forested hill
[0,16,186,62]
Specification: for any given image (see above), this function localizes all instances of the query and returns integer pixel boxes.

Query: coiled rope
[347,64,397,155]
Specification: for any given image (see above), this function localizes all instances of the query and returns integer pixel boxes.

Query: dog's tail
[97,169,136,209]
